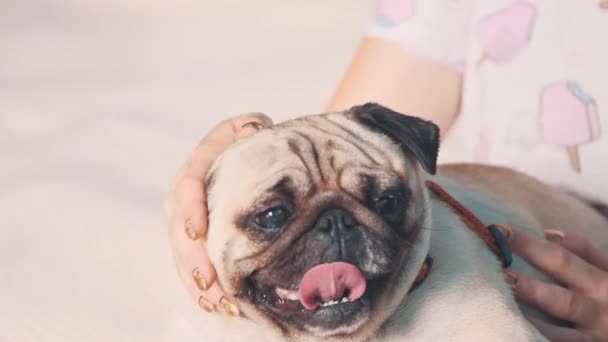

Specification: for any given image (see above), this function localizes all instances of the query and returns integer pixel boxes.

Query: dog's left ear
[348,103,440,175]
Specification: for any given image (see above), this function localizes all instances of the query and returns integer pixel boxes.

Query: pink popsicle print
[375,0,415,27]
[476,2,537,68]
[540,82,602,173]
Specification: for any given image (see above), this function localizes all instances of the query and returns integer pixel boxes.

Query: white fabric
[368,0,608,203]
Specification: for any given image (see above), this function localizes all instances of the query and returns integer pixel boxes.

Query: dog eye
[253,207,290,231]
[373,195,400,216]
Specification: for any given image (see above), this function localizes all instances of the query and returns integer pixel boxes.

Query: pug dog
[176,104,608,341]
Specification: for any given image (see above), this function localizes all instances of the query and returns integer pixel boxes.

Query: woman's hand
[164,113,273,315]
[503,227,608,341]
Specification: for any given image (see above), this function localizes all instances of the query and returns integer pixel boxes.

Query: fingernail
[503,271,519,291]
[185,219,199,240]
[495,224,513,241]
[192,267,208,291]
[544,229,565,242]
[241,121,264,130]
[219,297,240,317]
[198,296,215,313]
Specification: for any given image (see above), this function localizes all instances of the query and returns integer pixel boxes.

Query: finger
[169,216,221,296]
[164,186,205,241]
[175,253,239,317]
[232,113,274,140]
[206,112,273,143]
[525,315,596,342]
[169,114,273,237]
[175,143,232,187]
[172,113,272,187]
[545,230,608,272]
[178,264,228,314]
[169,216,240,316]
[171,177,208,237]
[170,143,229,238]
[513,271,607,329]
[508,227,605,295]
[190,112,273,162]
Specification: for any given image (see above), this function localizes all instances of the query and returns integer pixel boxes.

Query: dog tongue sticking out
[298,262,367,310]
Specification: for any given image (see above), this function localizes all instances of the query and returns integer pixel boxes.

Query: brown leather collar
[409,180,513,292]
[409,255,433,292]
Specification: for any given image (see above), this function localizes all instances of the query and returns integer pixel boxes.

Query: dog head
[204,103,439,340]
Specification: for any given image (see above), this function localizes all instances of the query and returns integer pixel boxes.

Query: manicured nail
[503,271,519,291]
[192,267,208,291]
[495,224,512,241]
[220,297,240,316]
[185,218,199,240]
[544,229,565,242]
[241,121,264,130]
[198,296,215,313]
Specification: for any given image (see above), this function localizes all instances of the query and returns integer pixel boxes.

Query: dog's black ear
[348,103,440,175]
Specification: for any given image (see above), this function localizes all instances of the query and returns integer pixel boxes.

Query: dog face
[204,104,440,340]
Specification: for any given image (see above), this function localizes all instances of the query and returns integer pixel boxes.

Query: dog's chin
[243,268,392,337]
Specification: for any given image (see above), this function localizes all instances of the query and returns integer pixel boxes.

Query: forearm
[327,37,463,138]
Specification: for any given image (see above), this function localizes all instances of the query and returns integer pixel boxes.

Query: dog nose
[316,208,359,241]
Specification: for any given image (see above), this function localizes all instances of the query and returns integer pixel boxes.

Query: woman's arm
[327,37,463,136]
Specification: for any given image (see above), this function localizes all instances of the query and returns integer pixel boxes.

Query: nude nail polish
[503,271,519,291]
[544,229,565,241]
[241,121,264,130]
[185,219,199,240]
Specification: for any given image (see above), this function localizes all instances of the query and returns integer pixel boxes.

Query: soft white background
[0,1,466,341]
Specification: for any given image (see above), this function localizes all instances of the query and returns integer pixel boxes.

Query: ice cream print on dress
[476,1,537,68]
[474,132,492,163]
[374,0,415,28]
[540,81,602,173]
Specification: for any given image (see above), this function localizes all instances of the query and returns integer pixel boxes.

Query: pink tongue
[298,262,367,311]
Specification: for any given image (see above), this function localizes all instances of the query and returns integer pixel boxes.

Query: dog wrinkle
[290,130,326,185]
[298,119,380,166]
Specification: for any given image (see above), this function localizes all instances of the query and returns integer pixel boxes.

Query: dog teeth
[275,287,299,301]
[274,287,351,306]
[320,296,350,307]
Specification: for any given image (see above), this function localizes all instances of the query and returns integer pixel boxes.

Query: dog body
[379,164,608,341]
[166,105,608,342]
